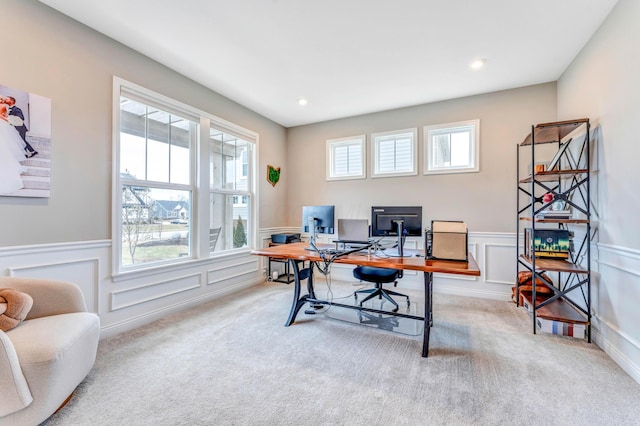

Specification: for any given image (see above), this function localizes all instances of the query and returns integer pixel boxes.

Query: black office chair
[353,266,410,312]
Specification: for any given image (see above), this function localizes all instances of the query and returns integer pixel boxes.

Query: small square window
[326,135,366,180]
[371,128,417,178]
[423,120,479,175]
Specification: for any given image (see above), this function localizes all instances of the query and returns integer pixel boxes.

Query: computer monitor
[337,219,370,243]
[371,206,423,257]
[301,205,335,247]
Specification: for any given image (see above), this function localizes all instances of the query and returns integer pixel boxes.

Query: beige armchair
[0,277,100,425]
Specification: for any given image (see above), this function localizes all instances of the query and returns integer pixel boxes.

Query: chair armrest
[0,330,33,417]
[0,277,87,320]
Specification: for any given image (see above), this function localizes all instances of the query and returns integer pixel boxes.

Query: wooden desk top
[251,242,480,277]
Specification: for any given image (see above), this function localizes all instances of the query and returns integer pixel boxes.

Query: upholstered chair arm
[0,330,33,417]
[0,277,88,320]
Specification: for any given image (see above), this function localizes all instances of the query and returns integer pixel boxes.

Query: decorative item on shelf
[536,210,572,220]
[266,164,281,187]
[528,162,549,175]
[536,192,572,219]
[524,228,571,259]
[546,138,574,171]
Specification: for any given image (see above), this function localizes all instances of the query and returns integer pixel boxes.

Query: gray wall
[286,83,557,232]
[1,0,288,246]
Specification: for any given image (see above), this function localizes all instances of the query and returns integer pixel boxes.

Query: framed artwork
[0,84,52,198]
[547,138,573,171]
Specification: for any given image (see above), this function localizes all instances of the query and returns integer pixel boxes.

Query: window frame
[326,135,366,181]
[371,128,418,178]
[208,119,257,254]
[423,119,480,175]
[112,77,258,278]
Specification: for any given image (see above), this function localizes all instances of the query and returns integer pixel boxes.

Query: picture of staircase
[16,135,50,198]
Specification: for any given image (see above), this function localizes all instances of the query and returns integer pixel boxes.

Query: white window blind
[371,128,417,178]
[326,135,366,180]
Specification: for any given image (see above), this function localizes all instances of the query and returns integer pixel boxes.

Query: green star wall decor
[267,164,281,187]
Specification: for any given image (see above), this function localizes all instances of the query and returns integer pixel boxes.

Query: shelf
[520,118,589,145]
[519,255,589,274]
[517,117,591,342]
[519,169,588,183]
[520,292,589,325]
[520,217,589,224]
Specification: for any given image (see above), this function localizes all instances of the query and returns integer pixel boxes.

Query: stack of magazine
[535,209,571,220]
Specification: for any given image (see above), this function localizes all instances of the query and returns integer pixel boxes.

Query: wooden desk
[251,242,481,357]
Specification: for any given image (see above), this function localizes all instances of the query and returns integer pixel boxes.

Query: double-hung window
[117,87,197,270]
[209,123,255,252]
[114,78,257,274]
[371,128,417,178]
[423,120,479,174]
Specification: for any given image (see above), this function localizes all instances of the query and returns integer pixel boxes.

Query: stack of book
[535,209,571,220]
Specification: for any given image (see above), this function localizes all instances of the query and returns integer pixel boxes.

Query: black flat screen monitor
[302,205,335,245]
[371,206,422,237]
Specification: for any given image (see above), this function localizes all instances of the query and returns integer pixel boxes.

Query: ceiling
[39,0,618,128]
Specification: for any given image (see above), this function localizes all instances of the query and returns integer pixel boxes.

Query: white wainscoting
[0,240,264,339]
[2,232,638,385]
[593,243,640,385]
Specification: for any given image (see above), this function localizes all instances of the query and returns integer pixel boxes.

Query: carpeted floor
[44,279,640,425]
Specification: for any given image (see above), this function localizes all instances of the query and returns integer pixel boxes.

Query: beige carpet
[44,279,640,425]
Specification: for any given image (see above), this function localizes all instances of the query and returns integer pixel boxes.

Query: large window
[423,120,480,174]
[114,78,256,274]
[326,135,366,180]
[371,128,417,178]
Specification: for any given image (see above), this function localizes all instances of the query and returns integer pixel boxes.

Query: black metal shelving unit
[516,118,593,342]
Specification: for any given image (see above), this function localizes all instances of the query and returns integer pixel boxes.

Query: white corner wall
[558,0,640,384]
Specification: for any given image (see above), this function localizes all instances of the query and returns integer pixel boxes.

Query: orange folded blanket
[0,288,34,332]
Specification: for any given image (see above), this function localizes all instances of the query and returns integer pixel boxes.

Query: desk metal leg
[285,259,313,326]
[422,271,433,357]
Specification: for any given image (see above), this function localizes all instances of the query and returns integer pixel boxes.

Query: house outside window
[423,120,480,174]
[371,128,417,178]
[326,135,366,180]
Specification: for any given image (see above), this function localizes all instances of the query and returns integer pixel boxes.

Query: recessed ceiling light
[470,59,486,70]
[298,98,308,106]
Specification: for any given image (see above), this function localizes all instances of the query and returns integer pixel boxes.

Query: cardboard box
[536,317,586,339]
[428,221,468,261]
